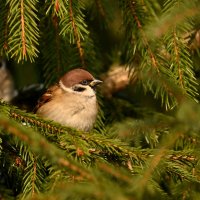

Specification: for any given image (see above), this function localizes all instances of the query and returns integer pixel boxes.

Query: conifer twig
[69,0,85,68]
[20,0,26,58]
[0,115,95,181]
[128,0,159,72]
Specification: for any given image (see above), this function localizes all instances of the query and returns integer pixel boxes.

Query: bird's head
[59,69,102,97]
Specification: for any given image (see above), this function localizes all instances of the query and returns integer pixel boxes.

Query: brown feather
[34,84,59,113]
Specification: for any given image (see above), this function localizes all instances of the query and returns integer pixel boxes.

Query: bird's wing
[33,84,59,113]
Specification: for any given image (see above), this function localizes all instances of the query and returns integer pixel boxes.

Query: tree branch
[20,0,26,58]
[69,0,85,68]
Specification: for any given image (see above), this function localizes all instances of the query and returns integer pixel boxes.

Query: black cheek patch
[73,86,86,92]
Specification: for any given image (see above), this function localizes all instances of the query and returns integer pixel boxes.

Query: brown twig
[129,1,159,72]
[69,0,85,68]
[20,0,26,59]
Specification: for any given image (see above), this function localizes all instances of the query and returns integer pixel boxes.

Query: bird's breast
[37,94,98,131]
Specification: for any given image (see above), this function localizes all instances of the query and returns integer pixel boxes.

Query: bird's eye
[81,80,88,85]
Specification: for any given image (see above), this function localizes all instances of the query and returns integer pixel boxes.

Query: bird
[0,58,16,102]
[35,68,102,131]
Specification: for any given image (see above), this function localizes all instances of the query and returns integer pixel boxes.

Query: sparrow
[0,58,16,102]
[35,68,102,131]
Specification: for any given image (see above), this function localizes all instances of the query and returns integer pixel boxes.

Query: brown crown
[60,68,95,87]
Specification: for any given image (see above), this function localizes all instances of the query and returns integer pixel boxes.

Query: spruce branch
[162,0,199,102]
[127,0,159,72]
[20,0,26,59]
[1,1,200,199]
[0,114,95,182]
[20,153,46,199]
[6,0,39,62]
[145,0,200,39]
[1,101,199,170]
[58,0,89,68]
[120,0,180,109]
[68,0,85,68]
[8,104,146,166]
[1,100,200,198]
[120,0,199,109]
[43,0,99,85]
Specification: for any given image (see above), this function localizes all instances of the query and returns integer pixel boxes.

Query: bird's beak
[89,79,103,88]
